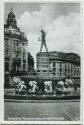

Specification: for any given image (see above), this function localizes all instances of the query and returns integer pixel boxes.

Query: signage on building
[4,26,20,36]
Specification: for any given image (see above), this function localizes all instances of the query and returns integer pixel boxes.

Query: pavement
[4,101,80,121]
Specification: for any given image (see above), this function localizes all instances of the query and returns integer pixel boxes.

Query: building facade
[36,51,80,85]
[4,9,34,87]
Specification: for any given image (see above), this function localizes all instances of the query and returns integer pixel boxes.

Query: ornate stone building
[4,9,34,87]
[36,51,80,85]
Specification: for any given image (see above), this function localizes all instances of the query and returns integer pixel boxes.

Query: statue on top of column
[39,30,48,52]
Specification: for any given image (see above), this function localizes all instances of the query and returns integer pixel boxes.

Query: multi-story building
[36,51,80,85]
[4,9,34,87]
[36,52,49,76]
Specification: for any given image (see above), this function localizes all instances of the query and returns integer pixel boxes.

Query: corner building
[36,51,80,85]
[4,9,34,87]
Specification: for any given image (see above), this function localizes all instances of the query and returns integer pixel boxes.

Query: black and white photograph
[4,2,81,122]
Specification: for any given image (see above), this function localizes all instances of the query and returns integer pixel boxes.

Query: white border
[0,0,4,123]
[0,0,83,124]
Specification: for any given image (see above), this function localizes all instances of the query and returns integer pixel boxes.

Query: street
[4,100,80,121]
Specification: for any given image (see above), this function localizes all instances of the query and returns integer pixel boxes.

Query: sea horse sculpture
[29,81,38,93]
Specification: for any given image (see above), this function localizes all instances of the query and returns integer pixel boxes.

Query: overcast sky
[5,3,81,68]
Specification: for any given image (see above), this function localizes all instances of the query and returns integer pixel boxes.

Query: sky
[5,3,81,68]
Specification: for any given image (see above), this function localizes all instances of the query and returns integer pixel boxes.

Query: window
[17,42,19,46]
[17,52,19,58]
[68,63,70,68]
[43,70,47,72]
[53,62,55,67]
[5,62,9,71]
[6,50,9,56]
[59,68,62,76]
[53,68,56,75]
[5,39,8,45]
[77,70,80,76]
[13,40,16,45]
[43,65,48,68]
[37,70,40,72]
[23,53,25,59]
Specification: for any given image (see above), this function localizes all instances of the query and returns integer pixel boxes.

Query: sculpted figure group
[12,76,74,95]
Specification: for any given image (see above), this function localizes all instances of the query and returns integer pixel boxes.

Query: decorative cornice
[37,51,80,64]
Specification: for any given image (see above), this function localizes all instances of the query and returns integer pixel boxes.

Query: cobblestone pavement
[4,101,80,121]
